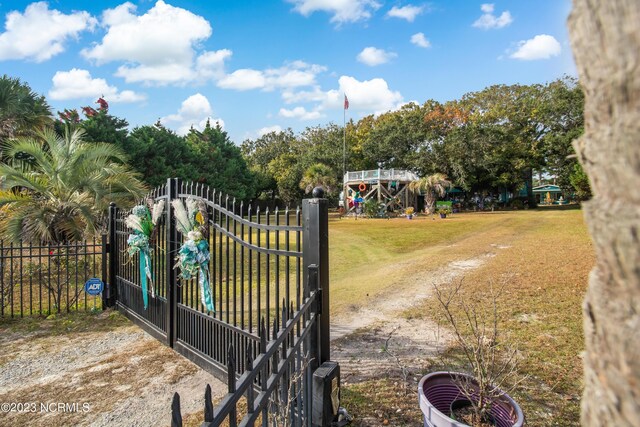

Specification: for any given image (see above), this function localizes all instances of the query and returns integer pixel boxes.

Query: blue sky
[1,0,575,143]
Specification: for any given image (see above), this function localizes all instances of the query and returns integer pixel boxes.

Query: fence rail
[171,267,319,427]
[343,169,419,183]
[0,238,106,318]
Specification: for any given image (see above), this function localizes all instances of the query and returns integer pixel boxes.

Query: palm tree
[0,126,147,243]
[0,75,52,147]
[409,173,452,214]
[299,163,338,195]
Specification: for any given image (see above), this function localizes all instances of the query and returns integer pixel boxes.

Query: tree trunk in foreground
[568,1,640,425]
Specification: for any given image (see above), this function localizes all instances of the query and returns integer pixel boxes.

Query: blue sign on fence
[85,278,104,296]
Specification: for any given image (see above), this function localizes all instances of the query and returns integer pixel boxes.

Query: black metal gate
[107,178,331,425]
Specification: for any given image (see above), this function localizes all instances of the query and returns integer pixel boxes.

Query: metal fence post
[101,234,108,310]
[302,188,330,366]
[107,202,119,307]
[166,178,180,347]
[304,188,336,427]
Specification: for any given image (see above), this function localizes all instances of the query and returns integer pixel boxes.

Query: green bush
[363,199,379,218]
[509,199,524,209]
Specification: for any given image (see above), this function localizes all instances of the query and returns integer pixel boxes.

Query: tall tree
[267,153,303,205]
[123,122,194,187]
[78,98,129,147]
[185,120,256,200]
[461,83,549,202]
[0,126,146,243]
[0,75,52,146]
[538,77,585,193]
[362,102,432,171]
[569,1,640,425]
[241,128,298,200]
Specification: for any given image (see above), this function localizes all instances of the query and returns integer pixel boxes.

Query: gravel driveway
[0,311,225,427]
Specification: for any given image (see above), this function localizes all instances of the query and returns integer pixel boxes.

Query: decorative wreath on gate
[172,197,215,313]
[125,199,165,309]
[358,182,367,192]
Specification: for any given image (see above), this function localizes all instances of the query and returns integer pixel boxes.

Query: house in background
[533,184,568,204]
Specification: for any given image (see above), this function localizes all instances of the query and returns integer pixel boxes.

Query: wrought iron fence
[170,268,319,426]
[111,180,332,415]
[0,178,337,426]
[0,238,106,318]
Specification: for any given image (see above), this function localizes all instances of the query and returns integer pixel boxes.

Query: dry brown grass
[337,208,594,426]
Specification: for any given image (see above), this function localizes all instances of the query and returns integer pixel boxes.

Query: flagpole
[342,94,349,213]
[343,98,346,179]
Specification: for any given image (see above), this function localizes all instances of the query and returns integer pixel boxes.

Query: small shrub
[509,199,524,209]
[437,206,452,215]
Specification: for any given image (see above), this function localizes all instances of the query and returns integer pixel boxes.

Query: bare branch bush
[381,326,411,395]
[269,353,312,427]
[433,276,527,425]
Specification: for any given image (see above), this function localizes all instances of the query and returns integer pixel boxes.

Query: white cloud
[410,32,431,48]
[279,106,324,121]
[82,1,230,85]
[0,2,96,62]
[386,5,424,22]
[48,68,145,103]
[217,69,266,91]
[510,34,561,60]
[287,0,381,24]
[218,61,326,91]
[282,87,328,104]
[357,47,397,66]
[282,76,403,114]
[330,76,404,113]
[194,49,233,81]
[257,125,283,137]
[472,3,512,30]
[481,4,494,13]
[161,93,224,135]
[265,62,325,89]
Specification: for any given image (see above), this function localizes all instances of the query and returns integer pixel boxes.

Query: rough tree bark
[568,1,640,426]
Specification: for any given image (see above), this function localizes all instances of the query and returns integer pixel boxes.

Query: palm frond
[0,124,147,243]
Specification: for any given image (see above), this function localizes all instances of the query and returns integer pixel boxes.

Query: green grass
[1,209,594,426]
[333,209,594,426]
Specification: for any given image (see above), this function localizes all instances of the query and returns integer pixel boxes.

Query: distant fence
[0,238,106,317]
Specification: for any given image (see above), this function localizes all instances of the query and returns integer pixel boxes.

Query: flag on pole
[344,94,349,110]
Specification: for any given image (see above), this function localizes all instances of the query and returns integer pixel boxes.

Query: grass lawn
[330,208,594,426]
[0,207,593,426]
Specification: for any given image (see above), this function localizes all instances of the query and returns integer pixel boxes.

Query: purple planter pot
[418,372,524,427]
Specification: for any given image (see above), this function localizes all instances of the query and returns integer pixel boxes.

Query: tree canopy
[0,74,586,209]
[241,76,586,205]
[0,75,52,148]
[0,127,147,243]
[61,103,258,201]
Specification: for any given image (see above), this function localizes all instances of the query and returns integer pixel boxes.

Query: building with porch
[342,169,419,214]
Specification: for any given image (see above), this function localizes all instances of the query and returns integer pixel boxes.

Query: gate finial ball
[312,187,325,198]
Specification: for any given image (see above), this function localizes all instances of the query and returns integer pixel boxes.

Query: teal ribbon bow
[199,263,215,313]
[140,249,153,309]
